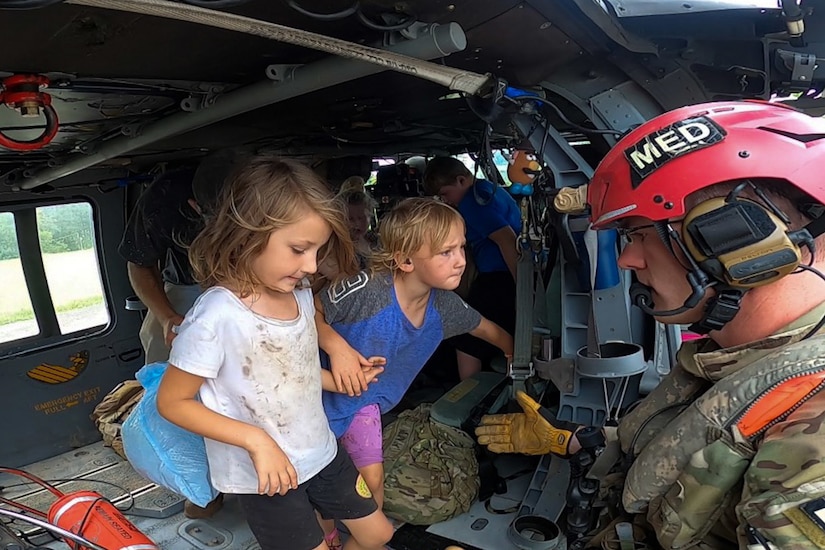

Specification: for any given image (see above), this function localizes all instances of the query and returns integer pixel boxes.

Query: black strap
[805,214,825,239]
[689,286,744,333]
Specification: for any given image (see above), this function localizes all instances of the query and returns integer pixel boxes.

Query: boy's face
[436,175,471,206]
[346,202,369,242]
[408,221,467,290]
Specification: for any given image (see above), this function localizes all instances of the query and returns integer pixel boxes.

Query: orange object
[48,490,159,550]
[736,371,825,437]
[0,467,158,550]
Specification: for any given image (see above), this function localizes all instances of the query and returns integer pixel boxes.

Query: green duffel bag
[382,403,480,525]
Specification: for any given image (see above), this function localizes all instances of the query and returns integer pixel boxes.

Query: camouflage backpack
[382,403,480,525]
[90,379,144,459]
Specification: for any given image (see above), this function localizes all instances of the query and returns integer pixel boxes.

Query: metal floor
[0,442,260,550]
[1,441,557,549]
[0,441,440,550]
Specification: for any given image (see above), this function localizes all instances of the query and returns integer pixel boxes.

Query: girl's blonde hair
[189,154,358,296]
[339,189,378,214]
[372,197,464,273]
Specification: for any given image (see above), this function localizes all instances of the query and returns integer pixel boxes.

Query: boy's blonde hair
[372,197,464,273]
[189,154,358,296]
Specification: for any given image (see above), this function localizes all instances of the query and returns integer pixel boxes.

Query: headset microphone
[629,281,655,311]
[630,281,702,317]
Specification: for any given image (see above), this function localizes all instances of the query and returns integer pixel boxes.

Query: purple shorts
[339,403,383,469]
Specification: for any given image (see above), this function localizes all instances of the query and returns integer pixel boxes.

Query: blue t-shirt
[458,179,521,274]
[320,272,482,437]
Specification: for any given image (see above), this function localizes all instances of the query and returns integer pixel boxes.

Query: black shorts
[238,442,378,550]
[451,271,515,363]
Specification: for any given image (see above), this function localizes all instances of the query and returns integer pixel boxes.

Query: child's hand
[244,429,298,496]
[361,356,386,385]
[329,346,376,397]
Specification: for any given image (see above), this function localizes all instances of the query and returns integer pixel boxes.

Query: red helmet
[588,101,825,229]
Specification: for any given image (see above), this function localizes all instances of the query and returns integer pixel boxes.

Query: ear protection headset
[681,183,815,289]
[630,182,817,332]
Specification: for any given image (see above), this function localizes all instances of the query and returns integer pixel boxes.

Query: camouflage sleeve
[736,391,825,549]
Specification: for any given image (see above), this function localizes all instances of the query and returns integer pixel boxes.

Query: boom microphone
[630,273,709,317]
[630,282,689,316]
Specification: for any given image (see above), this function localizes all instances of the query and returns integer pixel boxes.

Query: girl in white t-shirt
[156,155,393,550]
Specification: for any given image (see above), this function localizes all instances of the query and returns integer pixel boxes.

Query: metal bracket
[265,64,300,83]
[777,49,818,84]
[791,52,817,83]
[75,140,98,155]
[178,520,233,550]
[535,357,576,393]
[508,360,535,382]
[120,123,144,137]
[180,95,200,112]
[398,21,431,41]
[180,85,224,112]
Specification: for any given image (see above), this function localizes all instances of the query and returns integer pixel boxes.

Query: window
[365,157,396,188]
[0,202,109,347]
[36,203,109,335]
[455,150,514,186]
[0,213,38,343]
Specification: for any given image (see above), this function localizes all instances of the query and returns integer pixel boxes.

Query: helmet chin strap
[628,222,746,334]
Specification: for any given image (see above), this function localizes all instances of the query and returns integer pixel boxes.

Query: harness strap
[511,198,537,391]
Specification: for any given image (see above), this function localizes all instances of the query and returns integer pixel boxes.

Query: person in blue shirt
[423,156,521,379]
[315,198,513,549]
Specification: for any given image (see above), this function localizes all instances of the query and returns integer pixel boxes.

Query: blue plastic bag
[122,362,218,507]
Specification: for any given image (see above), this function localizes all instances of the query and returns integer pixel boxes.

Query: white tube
[17,19,468,190]
[66,0,489,94]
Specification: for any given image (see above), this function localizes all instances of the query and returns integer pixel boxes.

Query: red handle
[0,74,60,151]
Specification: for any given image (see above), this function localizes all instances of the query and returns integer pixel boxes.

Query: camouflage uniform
[600,304,825,549]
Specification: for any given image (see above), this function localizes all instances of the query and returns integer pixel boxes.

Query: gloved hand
[475,391,580,457]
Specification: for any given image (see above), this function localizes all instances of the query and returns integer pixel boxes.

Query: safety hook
[0,74,59,151]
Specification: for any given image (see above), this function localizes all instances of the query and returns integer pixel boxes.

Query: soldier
[119,150,241,365]
[475,101,825,549]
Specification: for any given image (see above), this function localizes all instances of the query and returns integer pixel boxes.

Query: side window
[0,202,109,348]
[454,151,514,186]
[0,213,39,343]
[493,149,514,186]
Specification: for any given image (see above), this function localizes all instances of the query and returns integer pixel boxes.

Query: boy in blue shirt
[424,156,521,379]
[316,198,513,548]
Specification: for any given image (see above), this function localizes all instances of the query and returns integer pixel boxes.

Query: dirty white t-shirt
[169,286,337,493]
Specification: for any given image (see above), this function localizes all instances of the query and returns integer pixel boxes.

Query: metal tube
[17,22,467,190]
[0,508,111,550]
[68,0,488,93]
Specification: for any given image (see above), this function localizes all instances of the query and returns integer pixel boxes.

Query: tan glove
[475,391,579,457]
